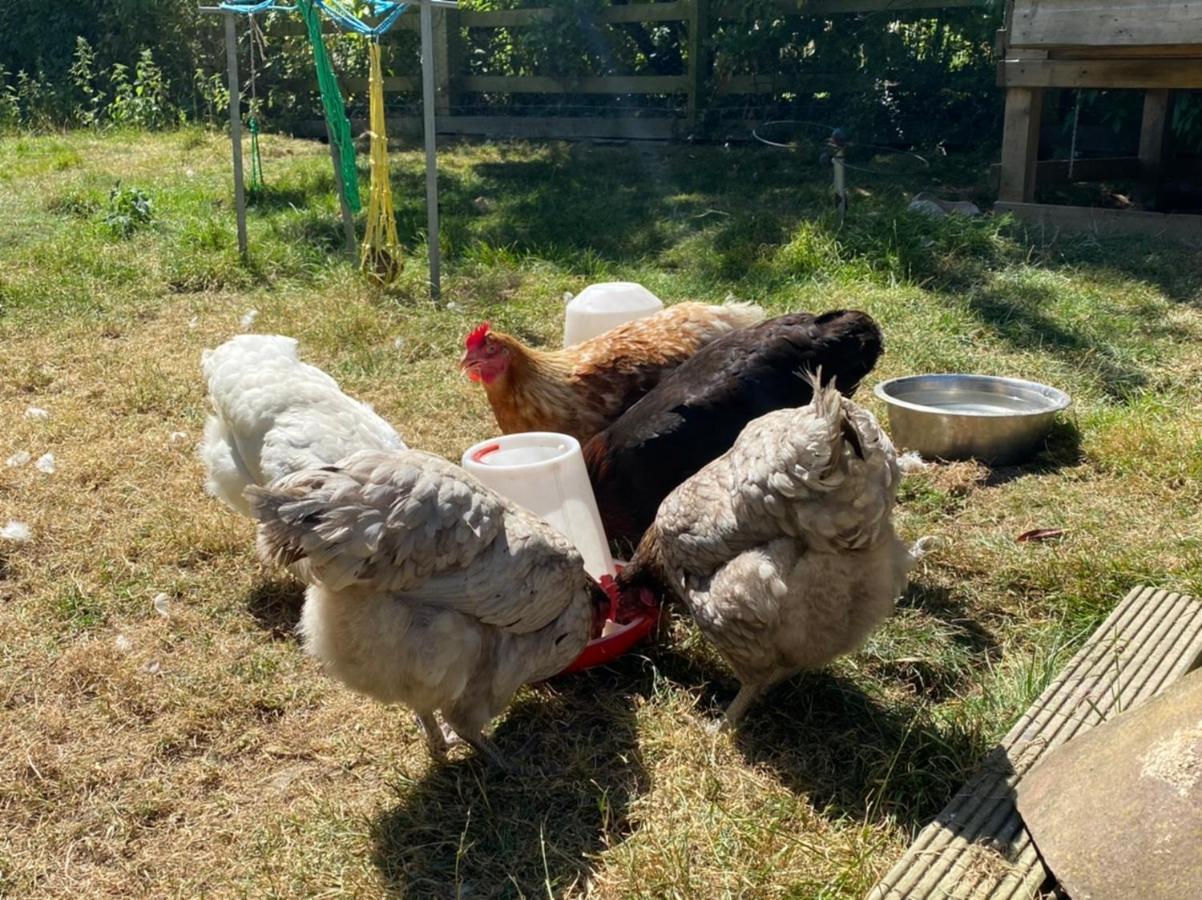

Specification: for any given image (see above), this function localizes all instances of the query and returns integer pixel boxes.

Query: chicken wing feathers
[246,449,587,634]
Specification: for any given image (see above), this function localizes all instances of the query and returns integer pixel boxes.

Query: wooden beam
[998,87,1043,203]
[1009,0,1202,49]
[293,115,680,141]
[686,0,711,129]
[1138,90,1172,180]
[460,2,690,28]
[1002,59,1202,89]
[343,75,420,93]
[712,0,989,16]
[459,74,689,94]
[995,202,1202,245]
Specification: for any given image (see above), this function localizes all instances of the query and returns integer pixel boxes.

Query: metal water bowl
[874,374,1071,465]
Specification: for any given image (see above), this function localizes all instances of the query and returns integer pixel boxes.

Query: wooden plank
[686,0,711,128]
[1002,58,1202,89]
[1009,0,1202,49]
[343,75,420,94]
[998,87,1043,203]
[995,202,1202,245]
[432,6,453,116]
[869,587,1202,900]
[712,0,989,16]
[459,74,689,94]
[1137,89,1172,204]
[294,115,679,141]
[460,2,690,28]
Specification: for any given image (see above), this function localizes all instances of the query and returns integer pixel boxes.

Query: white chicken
[617,377,914,727]
[200,335,406,517]
[246,448,610,767]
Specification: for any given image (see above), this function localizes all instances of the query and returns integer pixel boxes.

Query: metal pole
[420,0,442,301]
[833,149,847,225]
[224,12,249,258]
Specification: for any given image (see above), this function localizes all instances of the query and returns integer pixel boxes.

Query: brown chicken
[458,301,764,444]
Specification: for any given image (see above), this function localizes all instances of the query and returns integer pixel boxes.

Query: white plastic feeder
[562,282,663,347]
[462,432,616,581]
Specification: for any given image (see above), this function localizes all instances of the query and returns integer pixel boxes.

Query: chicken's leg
[721,683,763,730]
[415,712,449,761]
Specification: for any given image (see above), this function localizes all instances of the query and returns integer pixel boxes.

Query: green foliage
[101,183,154,238]
[69,37,102,128]
[106,49,174,130]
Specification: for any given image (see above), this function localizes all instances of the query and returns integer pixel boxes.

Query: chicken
[246,449,610,767]
[200,335,406,517]
[616,379,913,728]
[459,301,764,444]
[583,310,883,548]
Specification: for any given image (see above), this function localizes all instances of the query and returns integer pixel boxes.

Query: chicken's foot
[415,712,449,761]
[720,683,763,729]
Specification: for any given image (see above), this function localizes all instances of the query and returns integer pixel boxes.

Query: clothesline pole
[224,11,249,258]
[420,0,442,301]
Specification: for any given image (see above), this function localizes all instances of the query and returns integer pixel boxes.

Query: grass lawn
[1,127,1200,898]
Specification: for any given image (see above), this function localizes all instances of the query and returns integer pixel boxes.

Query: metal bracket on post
[224,11,249,259]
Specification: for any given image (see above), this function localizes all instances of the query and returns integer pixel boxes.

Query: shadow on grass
[967,280,1148,402]
[896,581,1000,663]
[640,604,990,832]
[244,577,305,641]
[371,671,647,898]
[978,418,1085,487]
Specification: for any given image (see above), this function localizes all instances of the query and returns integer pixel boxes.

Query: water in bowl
[903,388,1042,415]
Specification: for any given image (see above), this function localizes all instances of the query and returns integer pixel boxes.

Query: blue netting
[219,0,409,38]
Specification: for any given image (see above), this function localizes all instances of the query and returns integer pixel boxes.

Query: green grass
[1,126,1200,898]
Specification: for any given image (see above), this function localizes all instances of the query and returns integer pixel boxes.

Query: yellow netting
[360,41,403,285]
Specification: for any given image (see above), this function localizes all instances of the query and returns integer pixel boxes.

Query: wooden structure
[277,0,990,142]
[996,0,1202,241]
[868,586,1202,899]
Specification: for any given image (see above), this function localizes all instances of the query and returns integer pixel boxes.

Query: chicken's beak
[458,354,483,382]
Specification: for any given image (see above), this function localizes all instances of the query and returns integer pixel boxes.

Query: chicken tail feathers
[244,481,316,569]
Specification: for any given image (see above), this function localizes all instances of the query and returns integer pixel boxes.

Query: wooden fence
[277,0,992,141]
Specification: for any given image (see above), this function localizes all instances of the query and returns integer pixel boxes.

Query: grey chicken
[247,449,609,767]
[617,378,914,727]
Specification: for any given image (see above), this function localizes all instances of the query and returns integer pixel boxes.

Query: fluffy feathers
[200,335,406,517]
[247,449,608,766]
[619,380,913,726]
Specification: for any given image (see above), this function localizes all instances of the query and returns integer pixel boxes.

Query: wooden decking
[867,586,1202,900]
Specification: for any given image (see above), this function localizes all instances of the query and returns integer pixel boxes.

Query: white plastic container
[462,432,616,581]
[562,282,663,347]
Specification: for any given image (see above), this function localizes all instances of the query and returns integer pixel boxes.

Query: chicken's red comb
[465,322,491,350]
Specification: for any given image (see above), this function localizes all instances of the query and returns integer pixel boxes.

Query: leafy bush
[107,49,175,129]
[101,184,154,238]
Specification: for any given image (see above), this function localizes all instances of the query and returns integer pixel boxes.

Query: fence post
[686,0,710,133]
[432,6,457,117]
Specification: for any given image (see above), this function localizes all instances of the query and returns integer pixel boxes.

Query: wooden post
[998,87,1043,203]
[420,0,442,301]
[224,12,249,259]
[432,6,458,117]
[686,0,710,132]
[1137,89,1172,208]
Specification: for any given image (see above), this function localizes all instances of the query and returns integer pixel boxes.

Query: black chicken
[582,310,884,549]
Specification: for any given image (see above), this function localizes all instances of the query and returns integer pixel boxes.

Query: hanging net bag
[299,0,361,214]
[360,41,403,284]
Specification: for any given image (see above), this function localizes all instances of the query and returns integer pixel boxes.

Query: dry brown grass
[1,129,1200,898]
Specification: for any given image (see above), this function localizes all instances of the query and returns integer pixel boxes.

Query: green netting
[298,0,360,213]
